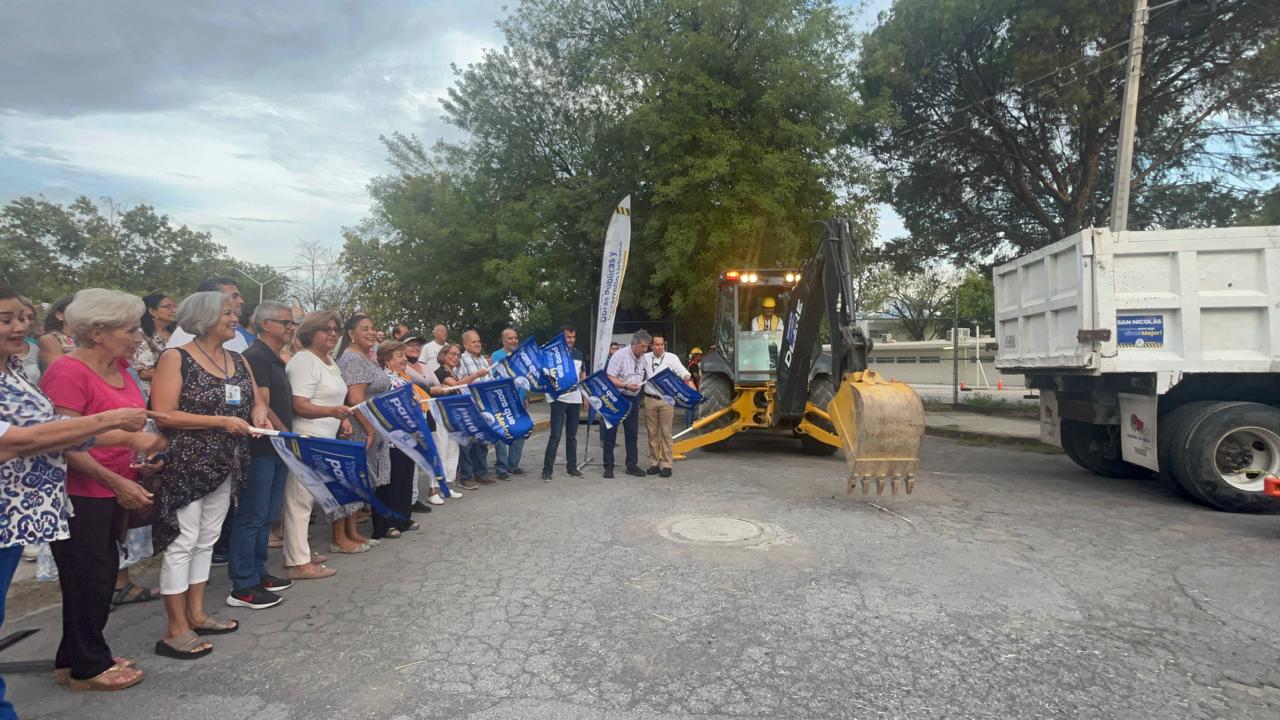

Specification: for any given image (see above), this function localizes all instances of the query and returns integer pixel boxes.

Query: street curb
[925,426,1061,453]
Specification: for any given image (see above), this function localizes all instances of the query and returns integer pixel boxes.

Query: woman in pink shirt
[40,289,166,692]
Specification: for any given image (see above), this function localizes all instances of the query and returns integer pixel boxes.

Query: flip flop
[68,662,144,692]
[54,657,135,685]
[111,581,159,606]
[189,617,238,635]
[154,631,212,660]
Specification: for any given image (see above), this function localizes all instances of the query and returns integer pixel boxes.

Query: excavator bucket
[828,369,926,496]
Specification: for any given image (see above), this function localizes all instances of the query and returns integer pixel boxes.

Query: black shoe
[211,552,229,567]
[226,586,282,610]
[603,468,615,479]
[660,468,672,478]
[646,466,660,475]
[510,468,527,476]
[566,468,583,477]
[411,501,432,512]
[497,471,510,480]
[541,472,552,482]
[260,574,293,592]
[625,467,646,478]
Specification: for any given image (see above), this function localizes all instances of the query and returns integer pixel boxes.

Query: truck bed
[994,226,1280,375]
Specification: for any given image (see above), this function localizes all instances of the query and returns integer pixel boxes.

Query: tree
[0,195,283,302]
[953,269,995,335]
[858,0,1280,266]
[882,265,959,341]
[288,240,355,315]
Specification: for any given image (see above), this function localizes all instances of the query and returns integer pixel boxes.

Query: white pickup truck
[994,225,1280,513]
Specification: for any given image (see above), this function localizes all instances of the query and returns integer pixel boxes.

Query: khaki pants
[281,473,315,568]
[643,395,676,469]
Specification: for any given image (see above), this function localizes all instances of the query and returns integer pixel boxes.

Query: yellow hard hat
[762,297,777,309]
[691,347,703,355]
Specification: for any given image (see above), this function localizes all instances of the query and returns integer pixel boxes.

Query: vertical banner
[540,333,580,398]
[471,378,535,442]
[593,195,631,372]
[581,369,631,429]
[356,384,447,482]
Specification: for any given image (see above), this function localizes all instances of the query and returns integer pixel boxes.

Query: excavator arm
[778,219,926,495]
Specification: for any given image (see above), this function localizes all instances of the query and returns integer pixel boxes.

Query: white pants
[160,478,232,595]
[281,473,315,567]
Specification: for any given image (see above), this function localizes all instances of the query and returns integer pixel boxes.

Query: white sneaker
[445,487,462,498]
[427,494,444,506]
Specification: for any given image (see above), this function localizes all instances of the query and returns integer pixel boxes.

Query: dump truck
[994,225,1280,513]
[675,219,926,495]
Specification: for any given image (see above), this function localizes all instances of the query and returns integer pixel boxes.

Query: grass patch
[925,395,1039,420]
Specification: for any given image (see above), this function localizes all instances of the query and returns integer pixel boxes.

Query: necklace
[193,340,230,380]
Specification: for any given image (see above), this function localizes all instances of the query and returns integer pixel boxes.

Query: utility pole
[952,290,961,407]
[1109,0,1150,233]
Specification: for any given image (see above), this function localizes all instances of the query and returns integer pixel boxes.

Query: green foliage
[345,0,869,346]
[953,270,995,333]
[858,0,1280,265]
[0,195,284,303]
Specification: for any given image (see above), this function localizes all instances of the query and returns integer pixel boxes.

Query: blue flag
[437,393,506,445]
[471,377,534,443]
[357,384,449,495]
[540,333,580,398]
[647,368,703,409]
[492,337,553,395]
[581,369,631,429]
[269,433,403,521]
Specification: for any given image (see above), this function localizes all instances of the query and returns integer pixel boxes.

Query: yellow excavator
[674,219,926,495]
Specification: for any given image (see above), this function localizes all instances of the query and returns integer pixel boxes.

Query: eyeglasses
[265,318,298,328]
[319,326,340,334]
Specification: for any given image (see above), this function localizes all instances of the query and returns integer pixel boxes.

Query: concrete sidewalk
[925,409,1051,449]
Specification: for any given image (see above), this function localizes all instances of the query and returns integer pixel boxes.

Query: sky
[0,0,900,268]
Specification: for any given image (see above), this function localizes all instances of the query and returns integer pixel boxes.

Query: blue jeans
[0,544,23,720]
[228,454,288,592]
[494,437,525,473]
[601,397,640,471]
[462,443,489,480]
[543,402,581,475]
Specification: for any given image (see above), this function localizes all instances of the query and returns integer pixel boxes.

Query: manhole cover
[657,515,786,549]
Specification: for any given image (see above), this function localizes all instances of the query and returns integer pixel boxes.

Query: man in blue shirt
[489,327,528,479]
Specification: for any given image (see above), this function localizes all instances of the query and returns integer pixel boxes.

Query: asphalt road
[6,430,1280,719]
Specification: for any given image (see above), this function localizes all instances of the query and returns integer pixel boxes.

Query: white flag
[593,195,631,371]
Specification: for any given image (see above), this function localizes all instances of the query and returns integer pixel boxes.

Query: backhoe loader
[674,219,926,494]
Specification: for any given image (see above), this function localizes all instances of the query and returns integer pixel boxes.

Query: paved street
[6,430,1280,719]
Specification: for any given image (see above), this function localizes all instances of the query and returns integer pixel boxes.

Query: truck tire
[1164,401,1280,513]
[1156,403,1212,503]
[800,375,840,455]
[1059,419,1154,479]
[694,373,735,452]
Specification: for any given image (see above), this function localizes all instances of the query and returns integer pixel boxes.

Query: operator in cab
[751,297,782,331]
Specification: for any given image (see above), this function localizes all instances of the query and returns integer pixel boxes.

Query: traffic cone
[997,380,1004,390]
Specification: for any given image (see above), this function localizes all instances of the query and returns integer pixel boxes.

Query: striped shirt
[606,347,646,396]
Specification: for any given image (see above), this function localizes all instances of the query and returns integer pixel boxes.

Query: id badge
[224,384,242,406]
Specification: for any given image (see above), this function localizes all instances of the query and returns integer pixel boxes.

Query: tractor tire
[1163,401,1280,513]
[800,375,840,456]
[1059,419,1154,480]
[694,373,735,452]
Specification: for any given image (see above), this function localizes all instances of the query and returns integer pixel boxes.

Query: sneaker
[427,494,444,506]
[411,501,432,512]
[660,468,672,478]
[446,487,463,498]
[646,466,660,475]
[541,472,552,482]
[566,468,583,477]
[626,467,646,478]
[211,552,229,567]
[475,476,498,485]
[226,586,283,610]
[260,574,293,592]
[603,468,615,479]
[497,471,510,481]
[459,479,480,491]
[510,468,527,476]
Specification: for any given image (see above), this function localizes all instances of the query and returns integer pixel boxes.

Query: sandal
[54,657,134,685]
[189,616,238,635]
[111,581,159,606]
[379,529,402,540]
[328,543,370,554]
[154,631,212,660]
[68,662,144,692]
[403,521,420,532]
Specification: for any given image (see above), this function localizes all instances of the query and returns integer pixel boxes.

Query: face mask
[406,353,420,364]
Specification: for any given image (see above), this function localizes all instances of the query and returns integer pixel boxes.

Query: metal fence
[867,333,1035,406]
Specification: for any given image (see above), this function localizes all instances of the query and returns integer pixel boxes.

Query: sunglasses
[320,326,340,334]
[265,318,298,328]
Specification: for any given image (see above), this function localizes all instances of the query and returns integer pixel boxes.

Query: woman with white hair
[149,291,271,659]
[39,288,168,691]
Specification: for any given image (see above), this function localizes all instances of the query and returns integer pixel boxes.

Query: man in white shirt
[456,329,495,485]
[603,330,650,479]
[423,324,449,375]
[541,325,587,482]
[166,276,254,351]
[640,333,694,478]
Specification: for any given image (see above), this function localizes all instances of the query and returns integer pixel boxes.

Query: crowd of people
[0,275,697,715]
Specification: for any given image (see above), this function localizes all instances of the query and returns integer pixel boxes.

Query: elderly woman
[335,314,390,549]
[132,292,177,394]
[377,341,423,536]
[280,310,349,578]
[39,289,167,691]
[150,291,271,659]
[0,288,155,702]
[436,342,488,491]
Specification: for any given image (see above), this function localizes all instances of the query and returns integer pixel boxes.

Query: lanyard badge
[225,383,243,406]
